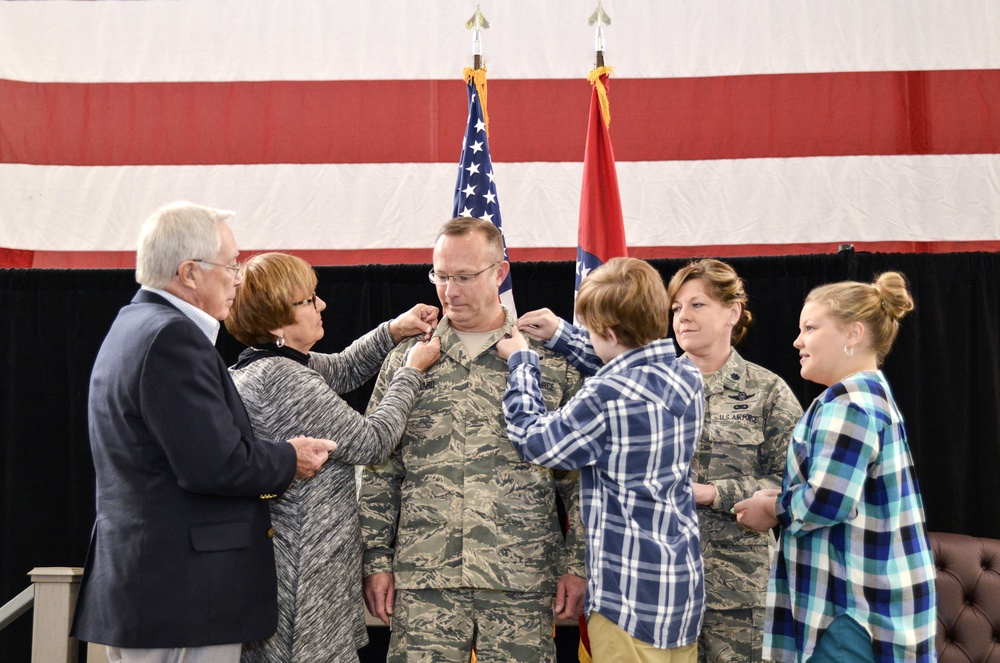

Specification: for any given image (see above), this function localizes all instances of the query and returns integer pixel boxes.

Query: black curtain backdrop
[2,251,999,661]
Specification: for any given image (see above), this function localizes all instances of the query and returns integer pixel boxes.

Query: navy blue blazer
[71,290,297,648]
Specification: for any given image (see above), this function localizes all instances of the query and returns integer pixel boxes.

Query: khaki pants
[588,612,698,663]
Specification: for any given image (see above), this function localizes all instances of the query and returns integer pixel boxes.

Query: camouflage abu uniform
[360,310,585,660]
[691,349,802,663]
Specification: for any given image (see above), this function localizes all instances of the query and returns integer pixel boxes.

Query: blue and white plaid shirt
[768,371,937,663]
[504,321,705,649]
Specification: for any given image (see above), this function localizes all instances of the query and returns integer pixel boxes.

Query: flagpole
[589,0,611,68]
[466,4,488,71]
[576,8,612,648]
[576,6,625,654]
[464,4,490,136]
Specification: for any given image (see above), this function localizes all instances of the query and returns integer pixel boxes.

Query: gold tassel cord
[463,66,490,137]
[587,65,615,129]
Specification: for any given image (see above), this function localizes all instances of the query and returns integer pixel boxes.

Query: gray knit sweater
[230,322,423,663]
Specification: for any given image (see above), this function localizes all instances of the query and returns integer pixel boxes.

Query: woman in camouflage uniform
[667,259,803,663]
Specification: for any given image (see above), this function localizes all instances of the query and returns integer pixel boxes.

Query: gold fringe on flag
[587,65,616,129]
[463,67,490,137]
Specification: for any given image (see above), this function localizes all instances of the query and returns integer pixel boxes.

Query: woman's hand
[404,337,441,372]
[733,488,781,532]
[516,308,560,342]
[390,304,440,343]
[497,326,529,360]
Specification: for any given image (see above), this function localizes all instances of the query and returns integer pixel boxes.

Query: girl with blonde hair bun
[805,271,914,365]
[735,271,936,663]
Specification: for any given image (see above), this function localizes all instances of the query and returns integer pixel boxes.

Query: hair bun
[873,272,914,321]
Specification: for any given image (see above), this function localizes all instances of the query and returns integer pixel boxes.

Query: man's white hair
[135,201,235,288]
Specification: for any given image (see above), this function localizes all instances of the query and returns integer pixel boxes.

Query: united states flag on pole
[576,69,627,316]
[453,71,516,316]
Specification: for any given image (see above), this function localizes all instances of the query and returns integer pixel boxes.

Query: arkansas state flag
[576,68,627,301]
[574,67,627,656]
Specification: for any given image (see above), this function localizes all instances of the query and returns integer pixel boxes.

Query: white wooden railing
[0,568,108,663]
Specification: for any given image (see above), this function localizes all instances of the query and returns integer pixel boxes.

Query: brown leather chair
[930,531,1000,662]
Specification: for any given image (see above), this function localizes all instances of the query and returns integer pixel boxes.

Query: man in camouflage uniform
[360,217,586,662]
[693,350,802,663]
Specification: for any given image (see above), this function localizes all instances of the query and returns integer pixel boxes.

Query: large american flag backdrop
[1,1,998,269]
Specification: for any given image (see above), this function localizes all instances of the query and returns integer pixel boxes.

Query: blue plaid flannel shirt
[768,371,937,662]
[504,321,705,649]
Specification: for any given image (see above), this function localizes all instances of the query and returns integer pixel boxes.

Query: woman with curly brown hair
[666,259,803,663]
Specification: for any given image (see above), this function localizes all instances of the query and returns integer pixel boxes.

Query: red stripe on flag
[3,70,1000,165]
[0,80,470,165]
[0,248,34,268]
[13,241,1000,269]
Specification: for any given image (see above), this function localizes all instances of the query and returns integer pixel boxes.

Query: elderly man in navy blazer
[71,201,337,663]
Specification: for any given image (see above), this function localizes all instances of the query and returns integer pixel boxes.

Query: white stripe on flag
[3,155,999,252]
[1,1,997,82]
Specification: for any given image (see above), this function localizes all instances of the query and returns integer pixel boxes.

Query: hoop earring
[275,336,285,348]
[843,344,853,357]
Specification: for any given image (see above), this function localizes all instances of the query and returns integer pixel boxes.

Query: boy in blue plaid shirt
[735,272,936,663]
[498,257,705,662]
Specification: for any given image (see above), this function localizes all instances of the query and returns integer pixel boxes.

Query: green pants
[387,588,556,663]
[810,615,875,663]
